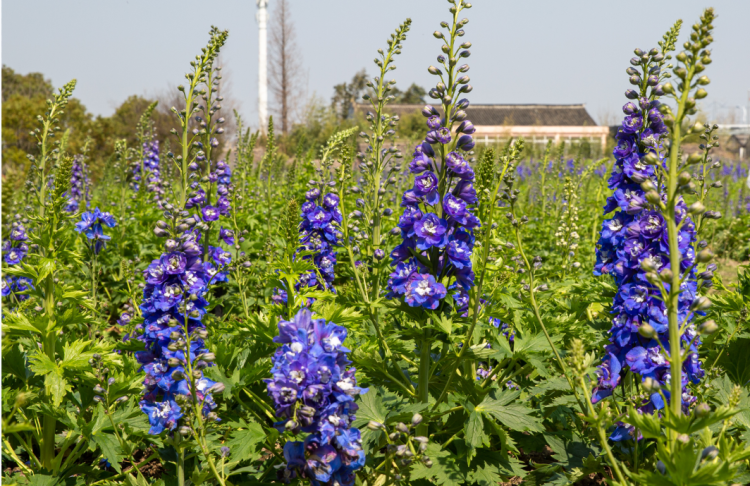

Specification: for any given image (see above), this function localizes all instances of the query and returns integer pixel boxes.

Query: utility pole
[257,0,269,131]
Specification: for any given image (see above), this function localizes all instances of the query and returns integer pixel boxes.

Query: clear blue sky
[3,0,749,128]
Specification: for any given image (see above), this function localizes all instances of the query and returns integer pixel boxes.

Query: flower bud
[638,324,656,339]
[208,382,225,394]
[367,420,384,430]
[688,201,705,215]
[691,296,712,311]
[696,248,714,263]
[179,426,191,437]
[625,89,639,99]
[702,210,721,220]
[645,191,661,204]
[411,413,423,426]
[396,422,409,433]
[659,268,673,282]
[640,258,657,272]
[642,152,659,165]
[701,445,719,460]
[677,171,692,185]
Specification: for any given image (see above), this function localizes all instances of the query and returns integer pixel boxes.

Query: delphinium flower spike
[1,215,33,305]
[592,14,717,439]
[266,308,366,485]
[352,18,411,298]
[65,155,91,212]
[387,0,478,315]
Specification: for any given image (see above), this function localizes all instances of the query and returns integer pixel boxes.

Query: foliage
[2,4,750,486]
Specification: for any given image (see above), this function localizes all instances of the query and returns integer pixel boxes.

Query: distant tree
[2,65,91,179]
[269,0,305,134]
[331,69,369,120]
[391,83,426,104]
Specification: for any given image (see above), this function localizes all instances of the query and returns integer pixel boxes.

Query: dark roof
[355,103,598,126]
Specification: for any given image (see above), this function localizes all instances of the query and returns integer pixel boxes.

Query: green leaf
[433,313,453,336]
[352,388,387,427]
[37,258,56,281]
[719,338,750,386]
[622,406,663,439]
[93,432,124,473]
[2,313,43,334]
[224,421,266,462]
[477,390,543,432]
[465,411,486,449]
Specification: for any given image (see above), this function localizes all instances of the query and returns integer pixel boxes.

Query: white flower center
[415,280,431,296]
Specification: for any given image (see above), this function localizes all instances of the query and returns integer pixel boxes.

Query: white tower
[256,0,269,131]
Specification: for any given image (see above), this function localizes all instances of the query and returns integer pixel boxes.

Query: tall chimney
[256,0,269,131]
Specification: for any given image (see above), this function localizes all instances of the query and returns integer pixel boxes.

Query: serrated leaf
[224,421,266,462]
[477,390,543,432]
[466,411,486,449]
[37,258,56,281]
[352,388,387,427]
[93,432,124,473]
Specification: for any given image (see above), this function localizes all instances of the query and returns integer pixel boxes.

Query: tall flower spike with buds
[137,27,229,436]
[592,19,712,440]
[137,233,220,435]
[65,155,90,212]
[266,308,366,485]
[387,0,478,312]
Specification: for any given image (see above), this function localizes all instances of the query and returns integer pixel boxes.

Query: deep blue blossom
[133,140,162,200]
[74,208,117,254]
[592,86,701,440]
[267,309,366,485]
[387,107,479,312]
[136,234,221,435]
[65,156,90,212]
[297,188,342,293]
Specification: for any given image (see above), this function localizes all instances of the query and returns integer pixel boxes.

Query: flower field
[3,2,750,485]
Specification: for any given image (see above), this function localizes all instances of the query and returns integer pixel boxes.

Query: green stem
[177,446,185,486]
[417,327,431,436]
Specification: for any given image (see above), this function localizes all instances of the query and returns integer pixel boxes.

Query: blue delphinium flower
[2,223,29,266]
[65,155,90,212]
[266,308,366,485]
[215,160,232,216]
[386,109,480,311]
[74,208,117,254]
[136,234,221,435]
[133,140,162,199]
[298,189,342,293]
[592,58,701,441]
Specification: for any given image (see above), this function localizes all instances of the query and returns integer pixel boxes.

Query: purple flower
[446,151,474,180]
[426,127,451,145]
[413,172,439,205]
[219,227,235,246]
[592,57,701,438]
[266,309,365,482]
[413,213,448,250]
[405,274,447,309]
[453,180,478,205]
[210,246,232,266]
[74,208,117,254]
[427,115,441,129]
[456,134,475,151]
[202,206,220,222]
[447,239,472,269]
